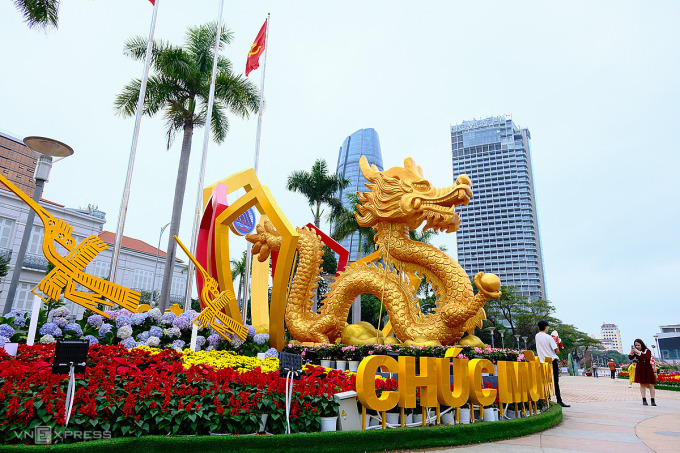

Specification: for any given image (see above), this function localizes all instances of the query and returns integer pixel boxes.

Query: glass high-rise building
[334,128,383,261]
[451,115,547,300]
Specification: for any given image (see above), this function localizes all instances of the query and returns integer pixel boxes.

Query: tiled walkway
[421,376,680,453]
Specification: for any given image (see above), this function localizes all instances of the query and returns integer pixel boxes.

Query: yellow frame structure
[203,170,298,351]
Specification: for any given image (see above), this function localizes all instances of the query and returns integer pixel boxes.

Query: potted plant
[318,344,333,368]
[317,397,339,432]
[341,345,361,371]
[334,343,348,371]
[385,405,401,426]
[458,403,471,424]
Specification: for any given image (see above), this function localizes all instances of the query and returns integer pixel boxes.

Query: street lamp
[488,326,496,349]
[499,329,506,349]
[522,336,528,350]
[151,222,171,306]
[514,334,521,350]
[653,335,661,361]
[2,137,73,315]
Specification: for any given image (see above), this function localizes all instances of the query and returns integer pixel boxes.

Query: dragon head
[356,156,472,232]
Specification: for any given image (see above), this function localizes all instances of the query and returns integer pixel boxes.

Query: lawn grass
[0,403,562,452]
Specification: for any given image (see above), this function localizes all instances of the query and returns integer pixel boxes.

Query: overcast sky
[1,1,678,352]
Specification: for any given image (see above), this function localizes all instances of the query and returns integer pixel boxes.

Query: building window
[133,269,154,292]
[13,283,36,311]
[27,225,44,255]
[171,276,185,296]
[0,216,15,249]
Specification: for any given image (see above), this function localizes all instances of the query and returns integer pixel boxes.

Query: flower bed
[0,307,276,358]
[0,344,382,443]
[284,343,523,363]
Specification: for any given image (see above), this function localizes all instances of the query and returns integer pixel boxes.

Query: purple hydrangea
[116,309,133,318]
[246,325,256,340]
[159,312,176,326]
[263,348,278,359]
[84,335,98,345]
[64,323,83,336]
[205,345,215,351]
[149,326,163,338]
[195,336,206,348]
[39,322,62,337]
[171,339,186,350]
[121,337,137,349]
[6,310,27,328]
[39,334,55,344]
[0,336,8,347]
[53,307,70,318]
[98,323,113,338]
[145,336,160,348]
[172,315,192,331]
[130,312,147,326]
[117,325,133,340]
[87,314,104,328]
[146,308,162,322]
[0,324,15,339]
[54,317,68,328]
[231,334,244,349]
[253,333,269,345]
[164,327,181,338]
[207,334,221,348]
[103,309,116,317]
[137,331,150,342]
[115,315,132,328]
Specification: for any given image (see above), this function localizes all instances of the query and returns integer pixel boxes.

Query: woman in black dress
[628,339,656,406]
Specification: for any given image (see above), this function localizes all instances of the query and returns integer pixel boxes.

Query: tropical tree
[286,159,349,229]
[11,0,59,30]
[115,22,260,311]
[330,193,375,260]
[231,251,248,309]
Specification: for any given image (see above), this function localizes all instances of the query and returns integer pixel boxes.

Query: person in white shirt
[535,320,570,407]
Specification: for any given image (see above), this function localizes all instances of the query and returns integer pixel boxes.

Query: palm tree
[231,251,247,309]
[286,159,349,229]
[330,193,376,261]
[114,22,260,311]
[11,0,59,30]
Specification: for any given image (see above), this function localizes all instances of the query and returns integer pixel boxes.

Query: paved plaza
[421,375,680,453]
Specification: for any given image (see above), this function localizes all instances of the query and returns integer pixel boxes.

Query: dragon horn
[359,155,380,182]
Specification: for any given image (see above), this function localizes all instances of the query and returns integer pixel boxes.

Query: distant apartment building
[656,324,680,364]
[333,128,383,261]
[600,323,623,353]
[451,115,547,300]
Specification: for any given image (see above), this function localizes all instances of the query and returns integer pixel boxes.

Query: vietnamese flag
[149,0,155,4]
[246,19,267,76]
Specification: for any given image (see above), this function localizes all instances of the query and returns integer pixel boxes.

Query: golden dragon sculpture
[246,157,501,345]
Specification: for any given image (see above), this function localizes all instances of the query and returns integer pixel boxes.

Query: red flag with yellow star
[246,19,267,76]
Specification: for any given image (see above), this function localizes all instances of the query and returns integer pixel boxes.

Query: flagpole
[109,0,160,284]
[242,13,270,322]
[183,0,226,312]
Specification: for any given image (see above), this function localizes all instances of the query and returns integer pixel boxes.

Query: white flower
[117,325,133,340]
[40,334,56,344]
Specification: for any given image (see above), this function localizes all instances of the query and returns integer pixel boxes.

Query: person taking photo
[535,320,570,407]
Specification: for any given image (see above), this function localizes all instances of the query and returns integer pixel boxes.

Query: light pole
[488,326,496,349]
[514,334,521,350]
[151,222,171,306]
[499,329,506,349]
[653,335,661,361]
[522,336,528,350]
[2,137,73,315]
